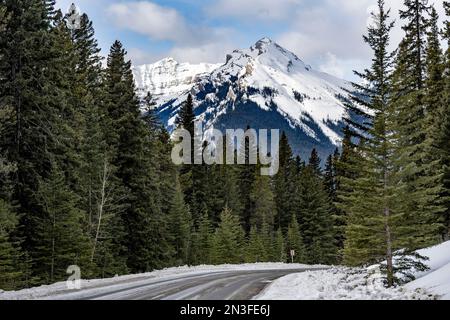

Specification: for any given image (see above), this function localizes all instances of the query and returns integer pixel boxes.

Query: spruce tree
[297,162,337,264]
[176,94,196,208]
[272,229,287,262]
[0,199,22,290]
[33,165,91,284]
[286,215,306,263]
[390,0,443,260]
[189,209,213,265]
[245,226,267,263]
[339,1,397,285]
[308,148,322,176]
[442,1,450,239]
[274,132,296,230]
[422,6,447,239]
[103,41,164,272]
[0,1,89,282]
[237,127,258,233]
[210,206,245,264]
[168,177,192,266]
[250,173,276,230]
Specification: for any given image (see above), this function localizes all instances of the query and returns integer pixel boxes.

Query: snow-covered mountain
[133,38,354,160]
[133,58,221,106]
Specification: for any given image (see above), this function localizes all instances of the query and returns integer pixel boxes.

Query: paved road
[58,269,313,300]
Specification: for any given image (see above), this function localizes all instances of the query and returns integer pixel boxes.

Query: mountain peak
[256,37,273,45]
[251,37,276,53]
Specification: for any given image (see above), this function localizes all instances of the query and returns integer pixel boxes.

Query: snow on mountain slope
[133,57,221,106]
[210,37,351,145]
[134,38,355,160]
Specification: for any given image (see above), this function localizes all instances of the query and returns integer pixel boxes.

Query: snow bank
[0,263,325,300]
[405,241,450,300]
[257,241,450,300]
[255,267,434,300]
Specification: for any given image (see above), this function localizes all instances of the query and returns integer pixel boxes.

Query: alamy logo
[171,122,280,176]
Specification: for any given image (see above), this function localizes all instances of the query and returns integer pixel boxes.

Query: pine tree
[237,127,258,233]
[274,132,296,230]
[324,154,336,200]
[189,209,213,265]
[0,199,22,290]
[103,41,164,272]
[308,148,322,176]
[442,1,450,239]
[297,162,337,264]
[33,165,91,284]
[210,206,245,264]
[422,6,447,239]
[168,177,192,266]
[286,215,306,263]
[272,229,286,262]
[339,1,397,285]
[176,94,196,207]
[389,0,443,262]
[0,1,91,282]
[325,149,345,254]
[245,226,267,263]
[250,173,276,230]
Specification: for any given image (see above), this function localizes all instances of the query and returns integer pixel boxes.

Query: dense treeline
[0,0,448,291]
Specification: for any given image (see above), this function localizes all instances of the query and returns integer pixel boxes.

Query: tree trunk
[91,159,109,262]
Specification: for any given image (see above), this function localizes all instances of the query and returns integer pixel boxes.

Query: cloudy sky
[56,0,446,80]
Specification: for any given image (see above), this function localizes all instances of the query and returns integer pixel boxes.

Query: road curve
[51,269,315,300]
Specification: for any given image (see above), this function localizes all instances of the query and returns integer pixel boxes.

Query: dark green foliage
[390,0,443,255]
[340,0,444,287]
[272,229,286,262]
[237,127,258,233]
[297,160,337,264]
[33,165,91,284]
[0,199,22,290]
[168,177,192,266]
[286,215,306,263]
[250,174,275,230]
[274,132,296,231]
[210,206,245,264]
[245,226,267,263]
[103,41,166,272]
[189,209,212,265]
[442,1,450,239]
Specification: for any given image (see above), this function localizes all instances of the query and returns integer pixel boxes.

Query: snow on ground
[256,241,450,300]
[0,263,324,301]
[405,241,450,300]
[255,267,434,300]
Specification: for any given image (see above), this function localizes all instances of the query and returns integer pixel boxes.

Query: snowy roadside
[254,267,434,300]
[0,263,326,300]
[256,241,450,300]
[405,241,450,300]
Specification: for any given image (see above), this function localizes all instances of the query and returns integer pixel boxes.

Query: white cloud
[319,52,346,79]
[168,41,234,64]
[107,2,197,44]
[276,0,446,80]
[105,1,239,65]
[206,0,302,21]
[127,48,165,66]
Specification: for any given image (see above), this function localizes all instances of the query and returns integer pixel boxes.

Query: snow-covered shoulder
[256,241,450,300]
[254,267,434,300]
[405,241,450,300]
